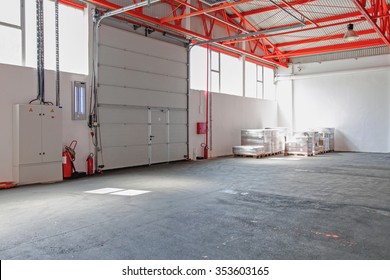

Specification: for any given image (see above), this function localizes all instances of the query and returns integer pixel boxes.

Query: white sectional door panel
[169,110,188,161]
[98,25,188,169]
[149,109,169,164]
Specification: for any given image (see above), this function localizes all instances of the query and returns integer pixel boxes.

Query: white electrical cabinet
[13,104,63,185]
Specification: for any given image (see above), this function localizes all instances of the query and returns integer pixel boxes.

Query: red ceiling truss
[65,0,390,67]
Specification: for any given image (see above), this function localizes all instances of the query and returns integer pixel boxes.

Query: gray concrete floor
[0,152,389,260]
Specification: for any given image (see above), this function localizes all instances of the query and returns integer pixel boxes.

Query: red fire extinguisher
[63,140,77,179]
[63,150,72,178]
[86,153,94,176]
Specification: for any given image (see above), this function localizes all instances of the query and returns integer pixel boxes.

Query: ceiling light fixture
[344,23,359,42]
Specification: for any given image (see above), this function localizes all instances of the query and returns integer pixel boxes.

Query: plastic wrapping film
[241,129,265,146]
[241,128,287,155]
[238,128,333,157]
[307,131,320,154]
[315,128,335,151]
[232,145,265,156]
[286,132,313,156]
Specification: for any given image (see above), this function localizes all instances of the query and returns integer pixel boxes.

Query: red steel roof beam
[228,6,284,57]
[230,0,316,19]
[264,38,385,58]
[222,18,365,45]
[279,0,319,27]
[160,0,251,23]
[168,0,284,61]
[87,0,286,67]
[351,0,390,48]
[59,0,85,9]
[274,29,377,48]
[170,0,254,33]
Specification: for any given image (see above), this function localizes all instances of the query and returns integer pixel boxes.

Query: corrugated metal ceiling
[87,0,390,66]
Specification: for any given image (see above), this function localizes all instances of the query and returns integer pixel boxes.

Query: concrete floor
[0,152,389,260]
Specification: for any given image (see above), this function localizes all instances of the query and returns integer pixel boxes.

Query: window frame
[72,81,87,120]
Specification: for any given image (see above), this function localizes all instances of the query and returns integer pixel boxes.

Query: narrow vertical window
[263,67,276,100]
[210,51,220,93]
[244,61,256,98]
[72,81,86,120]
[256,65,264,99]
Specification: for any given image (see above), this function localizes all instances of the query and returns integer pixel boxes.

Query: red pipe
[204,45,209,159]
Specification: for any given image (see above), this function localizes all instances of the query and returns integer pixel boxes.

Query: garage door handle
[150,135,155,141]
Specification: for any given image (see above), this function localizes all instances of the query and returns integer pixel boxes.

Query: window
[72,81,86,120]
[0,0,23,65]
[0,0,87,74]
[220,53,243,96]
[189,47,275,99]
[25,0,88,74]
[0,25,22,65]
[189,45,207,91]
[210,51,220,93]
[245,61,256,98]
[256,65,264,99]
[263,67,275,100]
[0,0,21,25]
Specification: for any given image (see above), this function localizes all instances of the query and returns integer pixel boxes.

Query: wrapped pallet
[307,131,320,154]
[241,129,272,154]
[319,132,330,152]
[233,145,265,157]
[315,127,335,152]
[286,133,313,156]
[265,127,288,154]
[241,128,288,156]
[263,129,274,154]
[241,129,265,146]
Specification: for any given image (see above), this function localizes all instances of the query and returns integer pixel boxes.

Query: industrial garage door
[97,25,188,169]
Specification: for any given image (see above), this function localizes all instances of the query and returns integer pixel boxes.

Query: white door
[41,106,62,163]
[149,108,168,164]
[97,25,188,170]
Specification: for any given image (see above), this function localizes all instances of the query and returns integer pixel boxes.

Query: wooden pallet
[234,154,262,159]
[234,151,284,159]
[261,151,284,158]
[286,153,313,157]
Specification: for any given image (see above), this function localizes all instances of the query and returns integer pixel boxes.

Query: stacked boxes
[266,127,288,154]
[286,132,313,156]
[307,131,320,155]
[318,131,330,152]
[315,128,335,152]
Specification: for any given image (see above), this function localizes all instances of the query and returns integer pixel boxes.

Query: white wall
[211,93,278,156]
[276,55,390,152]
[276,79,293,130]
[189,90,207,159]
[0,63,90,182]
[189,90,278,158]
